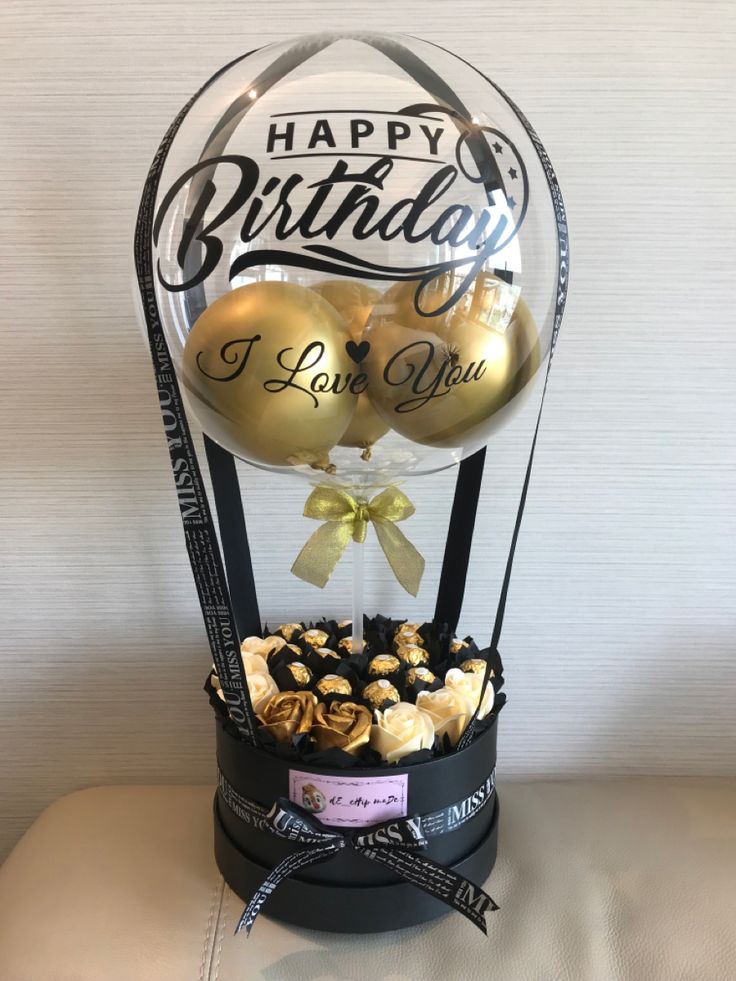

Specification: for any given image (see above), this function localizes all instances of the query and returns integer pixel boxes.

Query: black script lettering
[264,342,326,408]
[196,335,261,382]
[383,341,487,412]
[153,155,260,291]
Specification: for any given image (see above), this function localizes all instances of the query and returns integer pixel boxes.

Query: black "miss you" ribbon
[218,769,498,935]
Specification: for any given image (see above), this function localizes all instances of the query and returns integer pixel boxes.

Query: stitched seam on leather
[199,876,225,981]
[212,886,229,981]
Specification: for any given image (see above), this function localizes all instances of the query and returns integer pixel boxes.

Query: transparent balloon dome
[151,32,564,490]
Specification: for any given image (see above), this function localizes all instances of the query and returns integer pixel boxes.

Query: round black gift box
[214,715,500,933]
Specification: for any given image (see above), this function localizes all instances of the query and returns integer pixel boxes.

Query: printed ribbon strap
[234,796,497,936]
[290,485,425,596]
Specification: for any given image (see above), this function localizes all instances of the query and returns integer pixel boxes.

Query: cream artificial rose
[415,686,475,746]
[246,670,279,714]
[240,635,286,659]
[370,702,435,763]
[444,668,494,719]
[211,652,270,702]
[240,650,270,677]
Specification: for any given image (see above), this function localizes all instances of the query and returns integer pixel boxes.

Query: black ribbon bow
[235,797,498,936]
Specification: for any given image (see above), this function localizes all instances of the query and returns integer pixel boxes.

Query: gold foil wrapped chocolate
[337,619,352,629]
[362,679,400,710]
[312,701,371,756]
[300,628,330,649]
[394,630,423,649]
[337,637,354,655]
[257,690,318,743]
[406,666,436,686]
[285,661,313,687]
[368,654,400,676]
[315,646,341,663]
[316,673,352,697]
[394,623,423,645]
[460,658,492,677]
[276,623,303,642]
[450,637,471,655]
[396,644,430,668]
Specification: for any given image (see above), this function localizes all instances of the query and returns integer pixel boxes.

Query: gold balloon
[182,281,358,468]
[311,279,389,456]
[310,280,379,342]
[337,393,390,455]
[363,273,540,448]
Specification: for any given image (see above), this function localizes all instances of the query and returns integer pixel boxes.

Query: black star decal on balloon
[507,196,517,209]
[492,141,503,154]
[508,166,518,179]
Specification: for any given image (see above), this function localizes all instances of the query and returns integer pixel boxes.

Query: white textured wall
[1,1,734,860]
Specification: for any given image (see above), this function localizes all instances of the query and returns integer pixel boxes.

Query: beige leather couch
[0,779,734,980]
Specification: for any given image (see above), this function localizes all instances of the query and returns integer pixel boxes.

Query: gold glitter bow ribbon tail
[291,485,425,596]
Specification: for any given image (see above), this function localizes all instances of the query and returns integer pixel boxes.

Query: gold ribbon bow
[291,485,425,596]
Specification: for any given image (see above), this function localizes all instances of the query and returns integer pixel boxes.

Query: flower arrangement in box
[135,30,568,935]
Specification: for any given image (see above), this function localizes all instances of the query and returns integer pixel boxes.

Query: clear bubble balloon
[150,31,565,489]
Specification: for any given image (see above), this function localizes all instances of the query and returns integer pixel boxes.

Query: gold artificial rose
[416,687,475,746]
[444,668,494,720]
[312,701,372,756]
[240,635,286,659]
[258,690,318,743]
[370,702,435,763]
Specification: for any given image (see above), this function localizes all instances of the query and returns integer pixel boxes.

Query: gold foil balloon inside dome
[182,282,357,469]
[150,33,567,489]
[311,280,389,458]
[363,273,540,449]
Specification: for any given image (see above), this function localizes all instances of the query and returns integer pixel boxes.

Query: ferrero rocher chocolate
[337,619,352,629]
[300,628,330,649]
[368,654,400,676]
[285,661,313,687]
[406,666,437,686]
[337,636,353,654]
[396,644,430,668]
[399,623,421,634]
[312,700,371,756]
[285,644,303,657]
[315,646,341,663]
[316,674,352,697]
[257,690,317,743]
[450,637,471,655]
[277,623,303,642]
[362,678,400,710]
[394,630,423,649]
[460,658,492,677]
